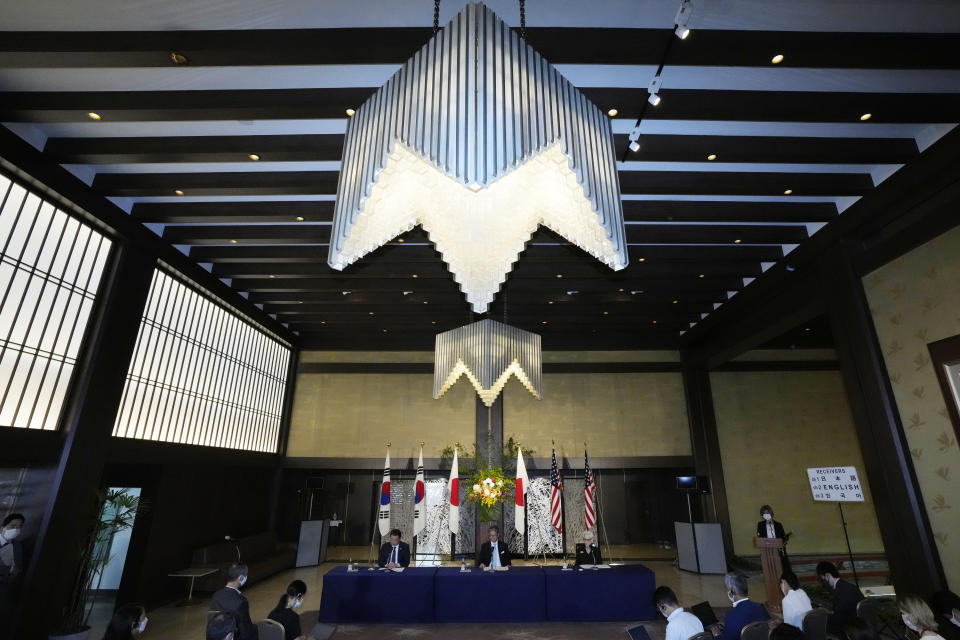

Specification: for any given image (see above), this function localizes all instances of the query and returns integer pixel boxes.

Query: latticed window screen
[113,270,291,453]
[0,173,112,430]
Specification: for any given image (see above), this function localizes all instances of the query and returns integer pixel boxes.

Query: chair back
[857,598,880,632]
[802,607,829,640]
[258,619,285,640]
[689,632,715,640]
[742,621,769,640]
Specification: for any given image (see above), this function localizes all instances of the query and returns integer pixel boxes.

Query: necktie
[391,546,397,565]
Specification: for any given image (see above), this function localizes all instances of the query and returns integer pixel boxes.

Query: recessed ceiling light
[170,52,188,64]
[548,301,554,304]
[321,320,326,324]
[607,108,619,117]
[423,301,428,304]
[805,327,811,332]
[298,301,303,304]
[295,216,305,222]
[268,274,276,279]
[345,108,356,117]
[397,238,405,243]
[707,154,717,161]
[699,273,705,278]
[382,329,388,333]
[638,257,645,262]
[652,319,657,324]
[771,54,784,64]
[603,311,609,315]
[860,113,872,121]
[412,273,418,278]
[174,189,184,196]
[229,239,238,244]
[541,321,548,325]
[556,274,563,278]
[369,312,375,315]
[784,189,793,195]
[431,321,436,324]
[87,112,102,120]
[618,288,624,292]
[733,239,742,244]
[248,153,261,161]
[672,299,678,304]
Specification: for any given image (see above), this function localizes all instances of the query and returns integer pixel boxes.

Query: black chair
[257,619,285,640]
[742,621,770,640]
[857,597,905,640]
[802,607,829,640]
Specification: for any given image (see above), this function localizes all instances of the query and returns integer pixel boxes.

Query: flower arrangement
[467,467,514,522]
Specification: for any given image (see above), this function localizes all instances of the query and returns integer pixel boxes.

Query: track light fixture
[647,75,663,106]
[628,126,641,153]
[674,0,693,39]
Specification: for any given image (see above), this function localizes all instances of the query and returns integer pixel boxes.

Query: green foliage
[439,436,534,475]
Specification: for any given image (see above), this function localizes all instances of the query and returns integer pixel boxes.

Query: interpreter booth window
[112,269,291,453]
[928,334,960,443]
[0,171,112,430]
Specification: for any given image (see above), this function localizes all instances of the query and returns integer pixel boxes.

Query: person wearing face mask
[930,590,960,640]
[900,595,947,640]
[268,580,308,640]
[756,505,791,572]
[210,563,259,640]
[815,561,864,639]
[716,571,769,640]
[102,603,148,640]
[653,585,704,640]
[779,572,812,629]
[0,513,25,583]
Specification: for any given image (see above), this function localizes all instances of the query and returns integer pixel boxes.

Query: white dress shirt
[490,542,500,567]
[765,522,775,538]
[666,608,705,640]
[781,588,812,628]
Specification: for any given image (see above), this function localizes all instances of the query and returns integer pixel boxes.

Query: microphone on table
[225,535,242,563]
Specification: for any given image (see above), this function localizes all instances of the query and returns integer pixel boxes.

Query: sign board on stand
[807,466,864,502]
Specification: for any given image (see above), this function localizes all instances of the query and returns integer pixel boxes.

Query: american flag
[550,447,563,533]
[584,449,597,530]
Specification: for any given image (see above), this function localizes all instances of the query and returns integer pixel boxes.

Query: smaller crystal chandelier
[434,319,541,407]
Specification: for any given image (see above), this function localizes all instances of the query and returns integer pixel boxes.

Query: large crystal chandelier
[434,319,541,407]
[329,2,627,312]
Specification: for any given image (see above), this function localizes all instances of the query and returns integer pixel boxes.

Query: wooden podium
[754,536,784,611]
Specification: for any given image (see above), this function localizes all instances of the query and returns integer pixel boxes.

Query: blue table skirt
[543,564,658,621]
[434,566,547,623]
[318,566,437,623]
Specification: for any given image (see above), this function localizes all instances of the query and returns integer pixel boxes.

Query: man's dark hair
[780,572,800,591]
[2,513,25,527]
[389,528,402,538]
[760,505,774,516]
[724,571,749,597]
[207,612,237,640]
[225,563,248,583]
[816,561,840,578]
[770,624,803,640]
[488,525,500,534]
[653,586,680,609]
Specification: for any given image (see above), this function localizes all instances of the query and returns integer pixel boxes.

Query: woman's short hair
[899,595,938,633]
[780,572,800,591]
[759,505,773,516]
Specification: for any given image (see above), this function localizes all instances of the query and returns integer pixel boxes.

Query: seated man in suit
[816,561,864,639]
[210,563,258,640]
[575,530,603,566]
[716,571,769,640]
[378,528,410,568]
[478,525,511,569]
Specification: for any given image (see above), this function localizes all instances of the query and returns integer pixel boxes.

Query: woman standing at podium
[756,505,792,572]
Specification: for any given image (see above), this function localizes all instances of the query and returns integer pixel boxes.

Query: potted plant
[50,488,146,640]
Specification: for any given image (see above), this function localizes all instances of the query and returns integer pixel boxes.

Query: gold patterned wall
[862,224,960,588]
[712,371,885,557]
[503,372,691,458]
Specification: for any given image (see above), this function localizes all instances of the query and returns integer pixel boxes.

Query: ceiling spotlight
[860,113,872,121]
[541,321,548,325]
[341,290,352,295]
[248,153,261,161]
[638,257,646,262]
[432,321,437,324]
[548,301,554,305]
[382,329,388,332]
[699,273,705,278]
[368,311,375,316]
[229,239,238,244]
[707,154,717,161]
[87,112,102,120]
[174,189,184,196]
[733,239,742,244]
[607,108,619,117]
[268,274,276,279]
[412,273,419,278]
[672,299,678,304]
[566,290,579,295]
[674,0,693,39]
[647,75,662,106]
[345,108,356,117]
[652,319,658,324]
[321,320,326,324]
[618,288,625,292]
[298,301,303,304]
[402,290,413,296]
[629,140,641,153]
[556,274,563,278]
[628,125,641,153]
[805,327,811,332]
[675,26,690,40]
[603,311,609,315]
[771,54,784,64]
[784,189,793,195]
[423,301,429,304]
[170,52,188,64]
[630,290,643,295]
[295,216,305,222]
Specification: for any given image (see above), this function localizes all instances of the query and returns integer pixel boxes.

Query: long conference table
[318,564,657,624]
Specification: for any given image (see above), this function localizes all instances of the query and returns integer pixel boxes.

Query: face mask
[901,614,918,632]
[762,513,772,521]
[3,528,20,540]
[950,612,960,628]
[137,618,148,634]
[293,598,303,609]
[238,575,247,587]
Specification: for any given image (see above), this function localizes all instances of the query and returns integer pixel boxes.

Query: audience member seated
[208,612,237,640]
[930,591,960,640]
[210,563,258,640]
[900,595,947,640]
[377,529,410,568]
[845,617,877,640]
[477,525,511,569]
[770,624,803,640]
[816,561,864,638]
[268,580,307,640]
[780,571,812,629]
[654,585,705,640]
[717,571,769,640]
[575,530,603,566]
[0,513,25,582]
[102,603,147,640]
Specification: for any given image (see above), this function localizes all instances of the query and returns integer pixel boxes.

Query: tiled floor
[104,556,733,640]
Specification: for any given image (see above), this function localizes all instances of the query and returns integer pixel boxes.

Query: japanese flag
[448,447,459,537]
[515,448,529,533]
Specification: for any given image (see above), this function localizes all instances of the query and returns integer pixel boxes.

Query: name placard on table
[806,466,864,502]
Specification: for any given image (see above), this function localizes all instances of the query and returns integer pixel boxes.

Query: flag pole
[558,443,567,561]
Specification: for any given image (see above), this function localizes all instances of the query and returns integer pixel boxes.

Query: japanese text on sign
[807,466,865,502]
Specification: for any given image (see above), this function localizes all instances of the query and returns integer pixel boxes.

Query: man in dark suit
[717,571,769,640]
[575,530,603,566]
[816,561,864,639]
[477,525,511,568]
[210,563,258,640]
[378,528,410,568]
[756,505,791,572]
